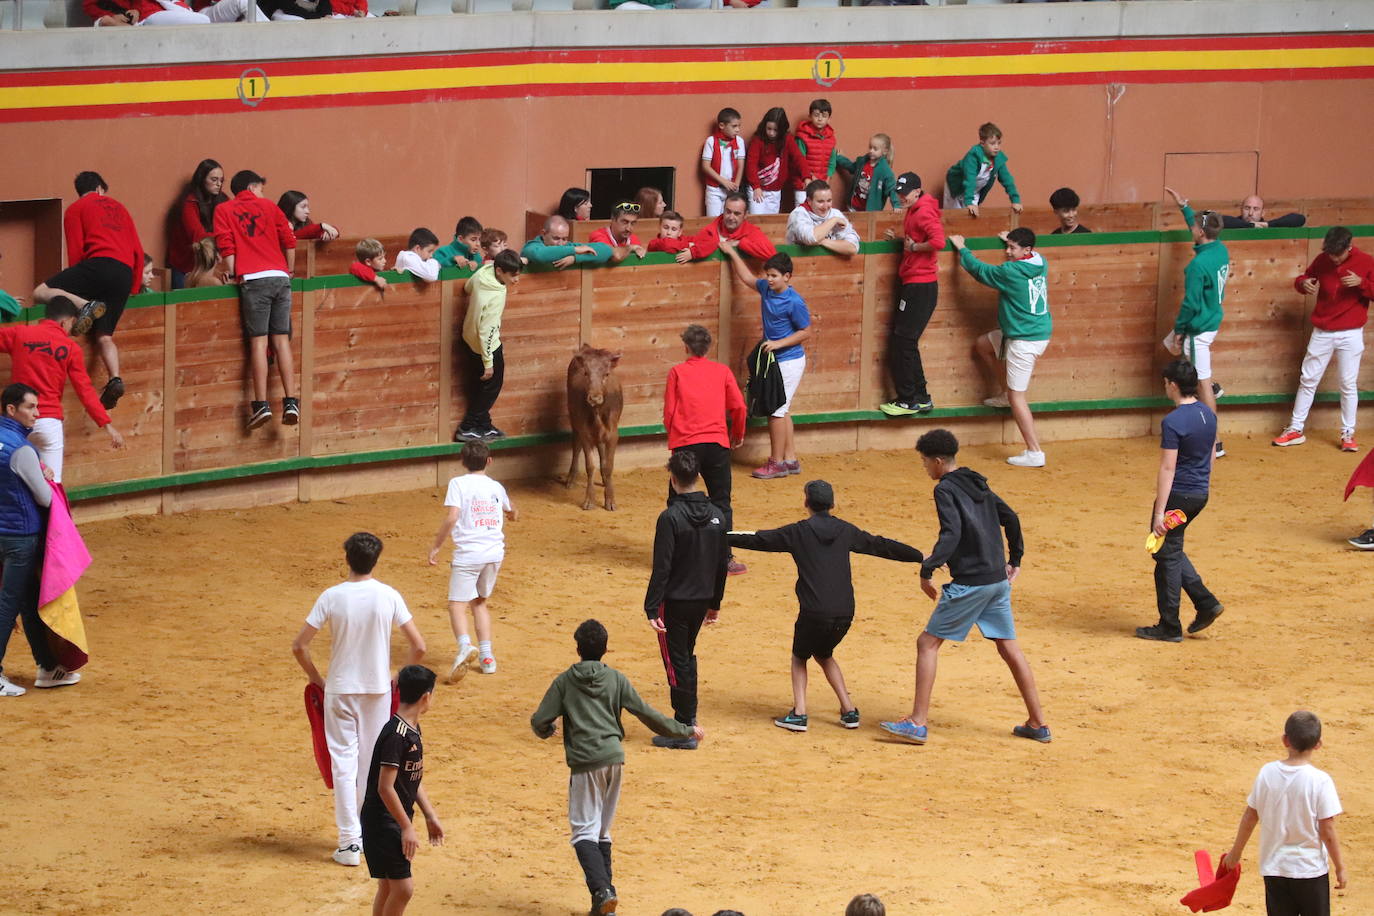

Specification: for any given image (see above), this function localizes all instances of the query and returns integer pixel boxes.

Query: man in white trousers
[293,532,425,867]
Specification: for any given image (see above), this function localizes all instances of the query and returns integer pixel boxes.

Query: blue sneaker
[1012,724,1052,743]
[879,720,927,744]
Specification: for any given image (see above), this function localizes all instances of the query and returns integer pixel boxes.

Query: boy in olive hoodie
[532,619,704,916]
[456,249,523,441]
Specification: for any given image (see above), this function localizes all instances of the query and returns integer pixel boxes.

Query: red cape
[1344,448,1374,500]
[1180,849,1240,912]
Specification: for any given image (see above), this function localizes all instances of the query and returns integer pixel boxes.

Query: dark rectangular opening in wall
[586,168,675,220]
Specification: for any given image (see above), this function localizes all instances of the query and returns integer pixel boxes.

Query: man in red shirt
[675,192,778,264]
[664,324,748,575]
[32,171,144,413]
[879,173,945,417]
[213,170,299,431]
[0,297,125,482]
[587,202,648,264]
[1272,226,1374,452]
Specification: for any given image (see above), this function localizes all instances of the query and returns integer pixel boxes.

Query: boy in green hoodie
[1165,187,1230,458]
[456,249,522,442]
[952,227,1052,468]
[433,216,483,270]
[944,122,1022,219]
[532,619,703,916]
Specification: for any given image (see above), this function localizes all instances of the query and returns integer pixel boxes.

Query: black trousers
[656,599,710,725]
[1152,491,1220,635]
[889,282,938,403]
[1263,874,1330,916]
[459,342,504,432]
[666,442,733,532]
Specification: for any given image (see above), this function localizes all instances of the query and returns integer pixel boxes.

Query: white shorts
[985,329,1048,392]
[29,417,64,484]
[772,354,806,418]
[448,561,501,602]
[749,190,781,215]
[1165,330,1218,380]
[704,185,728,217]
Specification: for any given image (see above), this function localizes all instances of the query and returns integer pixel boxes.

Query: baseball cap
[804,479,834,510]
[893,172,922,196]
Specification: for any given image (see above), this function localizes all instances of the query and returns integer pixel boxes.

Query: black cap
[804,479,834,511]
[893,172,922,196]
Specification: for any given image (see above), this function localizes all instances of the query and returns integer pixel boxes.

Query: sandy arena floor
[4,435,1372,916]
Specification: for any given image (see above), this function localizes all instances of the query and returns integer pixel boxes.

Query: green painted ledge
[66,390,1372,503]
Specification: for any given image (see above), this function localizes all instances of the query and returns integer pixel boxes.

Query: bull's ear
[579,342,593,353]
[609,352,622,366]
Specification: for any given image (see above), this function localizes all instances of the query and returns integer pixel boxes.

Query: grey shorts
[239,276,292,338]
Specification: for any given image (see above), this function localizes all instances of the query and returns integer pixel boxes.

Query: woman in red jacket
[278,190,340,242]
[167,159,227,290]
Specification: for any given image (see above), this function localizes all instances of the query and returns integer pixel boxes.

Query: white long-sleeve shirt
[395,249,440,282]
[786,205,861,248]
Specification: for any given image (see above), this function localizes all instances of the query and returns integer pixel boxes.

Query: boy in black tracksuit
[728,479,922,733]
[644,450,728,749]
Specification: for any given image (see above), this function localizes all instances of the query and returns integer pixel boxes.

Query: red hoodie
[791,121,837,189]
[664,356,746,450]
[647,236,692,254]
[213,190,297,277]
[167,193,221,275]
[64,193,144,294]
[897,192,946,285]
[684,216,778,261]
[0,320,111,426]
[1295,246,1374,331]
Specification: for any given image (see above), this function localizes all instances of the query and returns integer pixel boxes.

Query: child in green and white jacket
[945,122,1023,219]
[838,133,900,212]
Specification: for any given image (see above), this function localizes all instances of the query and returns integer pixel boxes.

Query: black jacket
[921,467,1023,586]
[728,513,922,618]
[1221,212,1305,230]
[644,491,728,616]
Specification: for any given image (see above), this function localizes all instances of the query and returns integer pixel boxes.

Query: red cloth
[0,320,110,426]
[647,236,691,254]
[294,222,327,241]
[745,136,789,193]
[350,260,378,283]
[589,226,641,248]
[63,193,144,294]
[664,356,746,449]
[304,682,400,789]
[897,192,946,284]
[684,217,778,261]
[329,0,367,14]
[1295,246,1374,331]
[213,190,297,276]
[791,121,836,188]
[167,194,217,275]
[1344,448,1374,500]
[1180,849,1240,913]
[83,0,190,22]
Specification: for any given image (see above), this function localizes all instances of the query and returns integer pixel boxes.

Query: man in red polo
[675,192,778,264]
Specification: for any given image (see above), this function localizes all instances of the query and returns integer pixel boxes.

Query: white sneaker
[983,394,1010,409]
[34,666,81,688]
[1006,450,1046,468]
[332,844,361,867]
[479,656,497,675]
[448,644,478,683]
[0,674,25,696]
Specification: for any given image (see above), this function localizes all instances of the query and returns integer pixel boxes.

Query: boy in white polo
[951,228,1052,468]
[428,441,517,680]
[292,532,426,868]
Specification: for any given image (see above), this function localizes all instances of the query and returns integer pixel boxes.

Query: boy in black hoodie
[729,479,922,733]
[880,429,1050,746]
[644,450,729,749]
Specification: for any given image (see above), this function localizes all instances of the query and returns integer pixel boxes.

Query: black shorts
[792,615,853,661]
[361,815,411,880]
[45,257,131,336]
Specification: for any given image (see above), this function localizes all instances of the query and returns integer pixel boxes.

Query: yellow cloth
[39,586,88,653]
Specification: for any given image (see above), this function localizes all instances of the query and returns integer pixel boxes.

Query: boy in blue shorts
[880,428,1049,745]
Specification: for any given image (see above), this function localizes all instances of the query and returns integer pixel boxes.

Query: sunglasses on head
[613,203,641,214]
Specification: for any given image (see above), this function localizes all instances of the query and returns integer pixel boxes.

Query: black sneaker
[840,708,860,729]
[72,300,106,336]
[590,886,617,916]
[1214,440,1226,459]
[247,401,272,430]
[1348,529,1374,550]
[281,397,301,426]
[914,397,934,413]
[482,426,506,440]
[773,709,808,732]
[1212,381,1225,399]
[99,376,125,410]
[651,735,699,750]
[454,427,483,442]
[1135,625,1183,643]
[1187,603,1224,634]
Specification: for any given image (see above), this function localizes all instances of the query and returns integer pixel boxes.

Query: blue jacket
[0,416,43,536]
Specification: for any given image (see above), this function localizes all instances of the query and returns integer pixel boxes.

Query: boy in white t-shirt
[1222,710,1347,916]
[428,441,518,680]
[292,532,426,868]
[701,107,746,218]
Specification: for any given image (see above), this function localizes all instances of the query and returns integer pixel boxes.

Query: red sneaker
[1340,433,1358,452]
[1271,428,1306,447]
[751,459,789,479]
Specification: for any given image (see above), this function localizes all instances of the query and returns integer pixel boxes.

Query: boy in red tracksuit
[214,169,300,431]
[0,296,125,482]
[33,171,143,413]
[664,324,748,574]
[646,212,692,256]
[675,193,777,264]
[790,99,837,209]
[879,172,945,417]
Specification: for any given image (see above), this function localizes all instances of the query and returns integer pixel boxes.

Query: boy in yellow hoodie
[456,249,523,441]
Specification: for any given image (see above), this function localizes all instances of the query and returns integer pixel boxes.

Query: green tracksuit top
[1175,204,1229,336]
[434,235,482,270]
[945,144,1021,206]
[958,247,1052,341]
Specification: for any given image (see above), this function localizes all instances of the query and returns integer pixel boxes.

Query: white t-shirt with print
[305,578,412,695]
[1247,760,1343,878]
[702,135,745,184]
[445,473,512,565]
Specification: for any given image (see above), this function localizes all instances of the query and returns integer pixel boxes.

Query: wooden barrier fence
[8,215,1373,521]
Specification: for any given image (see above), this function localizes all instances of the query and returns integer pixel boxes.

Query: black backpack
[745,340,786,418]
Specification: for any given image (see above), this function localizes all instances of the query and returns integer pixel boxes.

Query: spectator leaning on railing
[278,190,340,243]
[167,159,228,290]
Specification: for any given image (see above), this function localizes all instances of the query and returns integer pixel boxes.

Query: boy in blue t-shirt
[1137,359,1224,643]
[719,243,812,481]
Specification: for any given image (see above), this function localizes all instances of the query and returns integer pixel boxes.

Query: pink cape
[38,483,93,671]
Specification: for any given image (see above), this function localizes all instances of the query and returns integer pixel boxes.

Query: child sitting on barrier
[945,122,1023,219]
[395,229,440,283]
[434,217,483,271]
[350,238,389,292]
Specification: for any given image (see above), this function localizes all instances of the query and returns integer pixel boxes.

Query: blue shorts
[925,580,1016,641]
